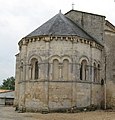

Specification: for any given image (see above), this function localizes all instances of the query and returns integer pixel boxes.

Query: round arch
[79,56,89,65]
[28,54,42,64]
[49,55,61,63]
[61,55,72,63]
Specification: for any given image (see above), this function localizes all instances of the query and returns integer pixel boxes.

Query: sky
[0,0,115,84]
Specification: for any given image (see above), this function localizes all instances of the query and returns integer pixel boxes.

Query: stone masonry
[14,10,115,112]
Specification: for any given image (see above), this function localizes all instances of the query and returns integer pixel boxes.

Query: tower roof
[26,12,94,40]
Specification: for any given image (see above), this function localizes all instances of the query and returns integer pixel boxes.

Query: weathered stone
[14,10,115,112]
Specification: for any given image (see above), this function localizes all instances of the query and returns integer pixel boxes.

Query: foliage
[0,76,15,90]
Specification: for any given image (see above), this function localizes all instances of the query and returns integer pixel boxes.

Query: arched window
[62,59,69,80]
[20,61,23,81]
[35,61,38,79]
[53,59,59,80]
[31,58,39,80]
[80,63,83,80]
[97,64,100,82]
[80,60,87,80]
[94,63,97,82]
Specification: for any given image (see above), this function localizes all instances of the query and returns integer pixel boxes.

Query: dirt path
[0,106,115,120]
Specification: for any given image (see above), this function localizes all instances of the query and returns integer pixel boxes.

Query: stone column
[14,54,20,107]
[19,39,27,111]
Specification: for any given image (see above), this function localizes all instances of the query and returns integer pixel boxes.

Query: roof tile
[26,12,93,40]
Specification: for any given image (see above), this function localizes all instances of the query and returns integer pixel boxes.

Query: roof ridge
[73,20,102,44]
[25,11,103,46]
[64,14,103,45]
[59,13,77,35]
[60,13,98,41]
[48,13,60,35]
[26,14,59,37]
[65,10,105,18]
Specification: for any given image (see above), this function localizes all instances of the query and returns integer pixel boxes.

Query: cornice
[18,36,103,51]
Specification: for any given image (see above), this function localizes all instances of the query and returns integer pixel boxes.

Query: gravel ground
[0,106,115,120]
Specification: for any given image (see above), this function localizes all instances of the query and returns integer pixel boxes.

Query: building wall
[0,98,5,106]
[14,10,115,112]
[15,36,103,112]
[65,10,105,43]
[0,91,14,106]
[14,54,20,107]
[104,25,115,108]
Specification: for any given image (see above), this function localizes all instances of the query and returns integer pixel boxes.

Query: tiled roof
[0,89,12,93]
[26,12,94,40]
[0,91,14,98]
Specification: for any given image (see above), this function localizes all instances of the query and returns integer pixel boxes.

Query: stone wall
[104,23,115,108]
[14,10,115,112]
[15,36,103,111]
[65,10,105,43]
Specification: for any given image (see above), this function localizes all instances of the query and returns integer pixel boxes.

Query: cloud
[0,0,115,84]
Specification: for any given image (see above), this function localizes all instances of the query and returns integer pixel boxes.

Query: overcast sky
[0,0,115,84]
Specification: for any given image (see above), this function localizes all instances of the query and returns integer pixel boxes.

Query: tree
[0,76,15,90]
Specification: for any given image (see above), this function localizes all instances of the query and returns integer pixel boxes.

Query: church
[14,9,115,112]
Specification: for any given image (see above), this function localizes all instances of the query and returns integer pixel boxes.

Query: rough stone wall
[14,36,103,112]
[14,54,20,107]
[14,10,115,112]
[104,25,115,108]
[25,82,48,111]
[65,10,105,43]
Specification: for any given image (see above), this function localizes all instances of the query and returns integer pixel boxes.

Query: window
[53,59,59,80]
[97,64,100,82]
[35,61,38,79]
[30,58,39,80]
[62,59,69,80]
[80,63,82,80]
[80,60,87,80]
[20,61,23,80]
[94,63,97,82]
